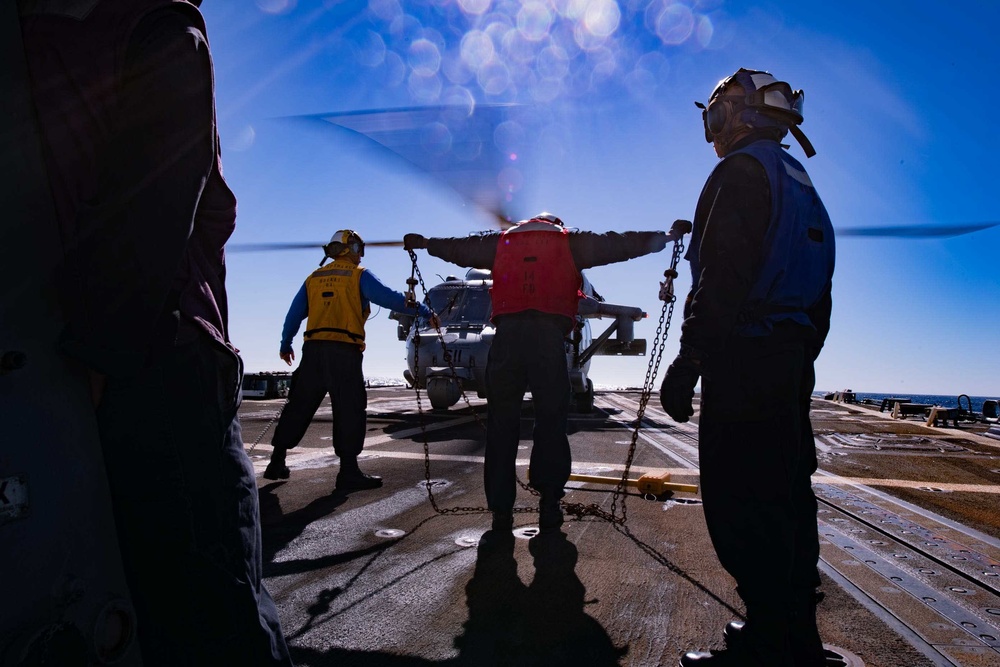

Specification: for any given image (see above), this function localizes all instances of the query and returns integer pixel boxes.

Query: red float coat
[490,221,582,322]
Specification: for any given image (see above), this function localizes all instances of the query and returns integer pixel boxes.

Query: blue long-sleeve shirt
[280,268,432,353]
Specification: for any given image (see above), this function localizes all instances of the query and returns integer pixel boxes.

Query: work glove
[659,354,700,423]
[403,233,427,250]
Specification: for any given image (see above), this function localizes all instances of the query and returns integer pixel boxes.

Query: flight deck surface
[243,388,1000,667]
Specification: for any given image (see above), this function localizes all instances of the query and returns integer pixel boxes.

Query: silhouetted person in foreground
[660,68,835,666]
[19,1,293,663]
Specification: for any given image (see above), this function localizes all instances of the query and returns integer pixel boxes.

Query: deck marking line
[595,395,700,468]
[248,415,477,470]
[814,476,1000,494]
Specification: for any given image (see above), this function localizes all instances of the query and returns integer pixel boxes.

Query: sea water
[817,392,997,414]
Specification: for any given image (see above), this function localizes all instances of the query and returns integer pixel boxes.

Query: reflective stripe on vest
[303,260,369,349]
[490,221,581,321]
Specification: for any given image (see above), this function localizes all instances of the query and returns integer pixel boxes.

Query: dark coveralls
[425,230,669,511]
[20,2,293,664]
[680,135,834,664]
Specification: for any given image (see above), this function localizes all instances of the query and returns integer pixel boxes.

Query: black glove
[659,355,700,423]
[403,233,427,250]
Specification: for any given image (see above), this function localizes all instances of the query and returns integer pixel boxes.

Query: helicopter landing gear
[427,376,461,410]
[573,378,595,413]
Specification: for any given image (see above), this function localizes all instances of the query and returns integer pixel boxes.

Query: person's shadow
[454,529,627,666]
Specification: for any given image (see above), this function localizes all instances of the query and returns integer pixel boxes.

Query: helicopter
[389,266,651,413]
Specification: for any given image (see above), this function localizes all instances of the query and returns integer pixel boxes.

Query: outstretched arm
[569,230,672,270]
[406,233,499,269]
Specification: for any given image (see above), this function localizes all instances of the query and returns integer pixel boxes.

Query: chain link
[244,398,288,455]
[607,235,685,524]
[407,250,494,515]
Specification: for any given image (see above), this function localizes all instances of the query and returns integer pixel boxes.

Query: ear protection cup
[323,230,365,260]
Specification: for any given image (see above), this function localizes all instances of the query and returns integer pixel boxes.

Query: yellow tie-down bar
[568,470,699,496]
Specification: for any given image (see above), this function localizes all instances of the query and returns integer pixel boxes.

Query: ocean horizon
[815,391,997,413]
[362,378,997,413]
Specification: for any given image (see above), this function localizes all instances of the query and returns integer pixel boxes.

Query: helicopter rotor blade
[838,222,999,238]
[280,104,536,230]
[228,240,404,253]
[486,205,516,230]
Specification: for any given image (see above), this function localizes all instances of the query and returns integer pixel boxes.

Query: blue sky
[203,0,999,397]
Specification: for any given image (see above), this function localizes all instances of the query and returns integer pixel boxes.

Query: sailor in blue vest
[264,230,434,491]
[659,69,836,667]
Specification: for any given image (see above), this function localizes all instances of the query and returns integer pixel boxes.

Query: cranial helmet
[529,212,564,226]
[323,229,365,262]
[696,68,815,157]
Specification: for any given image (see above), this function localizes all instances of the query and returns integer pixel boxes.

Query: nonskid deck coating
[245,388,1000,666]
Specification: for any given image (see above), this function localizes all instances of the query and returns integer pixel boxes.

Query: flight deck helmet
[528,212,564,226]
[696,68,815,157]
[323,229,365,263]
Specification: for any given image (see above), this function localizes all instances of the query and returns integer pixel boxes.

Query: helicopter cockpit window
[460,289,491,322]
[424,286,492,325]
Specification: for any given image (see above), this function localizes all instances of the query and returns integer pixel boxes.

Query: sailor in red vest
[405,215,674,533]
[17,0,293,664]
[264,230,435,491]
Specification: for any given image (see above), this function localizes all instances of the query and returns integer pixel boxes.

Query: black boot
[726,617,843,667]
[480,510,515,550]
[722,619,744,644]
[263,448,290,480]
[718,600,794,666]
[336,457,383,491]
[538,494,563,532]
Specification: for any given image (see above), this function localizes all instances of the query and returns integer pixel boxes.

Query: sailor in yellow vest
[264,230,435,491]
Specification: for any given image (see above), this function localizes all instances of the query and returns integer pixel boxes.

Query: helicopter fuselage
[393,269,596,411]
[392,268,649,413]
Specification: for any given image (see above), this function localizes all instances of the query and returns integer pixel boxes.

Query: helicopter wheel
[427,377,461,410]
[573,379,595,414]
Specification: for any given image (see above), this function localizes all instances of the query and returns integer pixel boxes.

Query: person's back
[265,230,432,489]
[490,216,581,330]
[405,215,673,533]
[301,255,370,348]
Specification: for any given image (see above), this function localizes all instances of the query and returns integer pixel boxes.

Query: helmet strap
[788,124,816,158]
